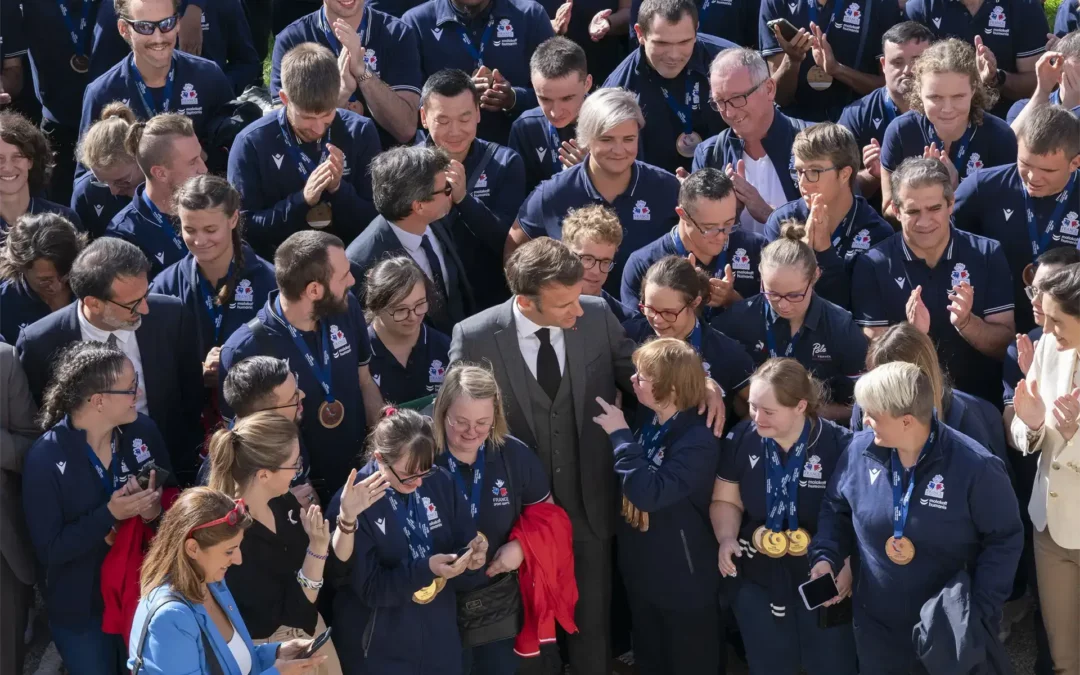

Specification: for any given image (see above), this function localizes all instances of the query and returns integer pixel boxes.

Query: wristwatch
[357,69,376,84]
[996,68,1007,89]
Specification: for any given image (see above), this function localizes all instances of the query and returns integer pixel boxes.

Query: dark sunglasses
[187,499,247,538]
[122,14,180,36]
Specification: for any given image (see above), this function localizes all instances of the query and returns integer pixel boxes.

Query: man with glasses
[621,167,764,318]
[764,122,891,309]
[852,157,1016,405]
[347,145,476,334]
[562,204,640,323]
[15,237,205,480]
[693,47,810,235]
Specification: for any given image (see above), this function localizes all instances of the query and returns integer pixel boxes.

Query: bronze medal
[761,530,789,558]
[306,202,332,229]
[318,399,345,429]
[70,54,90,74]
[806,65,833,91]
[1022,262,1036,287]
[786,528,812,556]
[347,100,366,116]
[885,536,916,565]
[676,131,703,158]
[752,525,767,553]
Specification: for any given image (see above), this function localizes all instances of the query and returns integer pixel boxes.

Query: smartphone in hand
[799,573,839,611]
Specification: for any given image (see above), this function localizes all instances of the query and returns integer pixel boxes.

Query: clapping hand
[1016,333,1037,377]
[923,143,959,187]
[552,0,573,34]
[974,36,999,88]
[805,192,833,253]
[809,22,838,76]
[299,503,331,552]
[592,396,629,434]
[559,139,587,168]
[325,144,345,194]
[588,9,612,41]
[725,160,773,223]
[947,281,975,331]
[1052,388,1080,440]
[337,468,389,524]
[863,139,882,179]
[445,160,468,204]
[906,285,930,334]
[480,69,516,112]
[1013,378,1046,430]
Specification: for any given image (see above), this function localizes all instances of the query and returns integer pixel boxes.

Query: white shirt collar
[512,298,563,340]
[76,301,134,344]
[387,221,430,254]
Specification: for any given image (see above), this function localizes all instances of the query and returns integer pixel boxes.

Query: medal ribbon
[83,430,122,495]
[828,198,857,249]
[882,93,898,126]
[194,258,234,345]
[889,418,937,542]
[928,123,975,174]
[546,121,563,173]
[387,489,433,560]
[319,7,368,103]
[1023,172,1076,262]
[446,444,485,520]
[763,302,802,358]
[763,418,810,532]
[56,0,94,62]
[659,77,696,135]
[455,14,496,69]
[140,190,185,252]
[277,109,329,177]
[130,55,176,117]
[636,412,678,467]
[272,296,336,403]
[670,227,728,277]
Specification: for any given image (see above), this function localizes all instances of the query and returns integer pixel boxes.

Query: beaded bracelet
[306,548,328,561]
[336,516,358,534]
[297,569,324,590]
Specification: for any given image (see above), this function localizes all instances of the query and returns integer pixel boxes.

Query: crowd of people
[1,0,1080,673]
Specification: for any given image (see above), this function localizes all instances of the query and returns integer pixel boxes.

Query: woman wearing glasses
[206,412,386,675]
[0,112,82,236]
[129,487,327,675]
[362,257,451,407]
[72,103,143,238]
[712,224,867,422]
[432,364,552,675]
[22,341,169,675]
[326,408,488,675]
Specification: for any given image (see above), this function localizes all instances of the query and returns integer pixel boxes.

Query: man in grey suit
[0,343,39,675]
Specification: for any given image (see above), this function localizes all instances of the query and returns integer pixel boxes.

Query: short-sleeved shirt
[851,228,1015,403]
[105,186,187,279]
[1005,94,1080,124]
[760,0,900,122]
[508,108,576,194]
[70,173,130,240]
[1,0,27,62]
[837,86,903,151]
[711,292,868,403]
[517,161,680,295]
[1003,326,1041,406]
[952,163,1080,334]
[367,324,452,405]
[880,110,1018,182]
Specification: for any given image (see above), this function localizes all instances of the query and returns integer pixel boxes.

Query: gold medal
[413,580,438,604]
[676,131,703,158]
[318,400,345,429]
[70,54,90,74]
[885,536,916,565]
[306,202,332,229]
[1022,262,1036,287]
[761,530,789,558]
[786,528,812,556]
[752,525,767,553]
[807,65,833,91]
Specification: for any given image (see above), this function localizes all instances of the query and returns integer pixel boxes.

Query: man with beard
[219,231,385,494]
[838,22,933,201]
[15,237,205,481]
[104,113,208,278]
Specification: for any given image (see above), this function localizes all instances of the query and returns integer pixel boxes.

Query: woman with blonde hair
[72,102,143,237]
[128,487,326,675]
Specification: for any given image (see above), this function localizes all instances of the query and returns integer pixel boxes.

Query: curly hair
[906,38,997,126]
[0,111,54,195]
[0,212,87,284]
[38,341,128,430]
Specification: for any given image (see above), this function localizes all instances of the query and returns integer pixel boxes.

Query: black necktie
[535,328,561,400]
[420,234,448,300]
[106,333,119,349]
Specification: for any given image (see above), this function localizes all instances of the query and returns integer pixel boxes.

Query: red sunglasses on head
[187,499,247,538]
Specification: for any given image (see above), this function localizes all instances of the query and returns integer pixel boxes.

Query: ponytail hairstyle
[123,113,196,179]
[432,363,510,450]
[77,102,138,171]
[365,407,437,476]
[641,255,711,315]
[174,174,246,306]
[206,411,299,497]
[761,221,819,284]
[749,357,826,420]
[38,341,129,429]
[866,322,950,417]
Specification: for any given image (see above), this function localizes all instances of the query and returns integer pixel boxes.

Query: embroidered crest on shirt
[801,455,827,489]
[811,342,831,361]
[1061,211,1080,237]
[133,438,151,463]
[965,153,984,175]
[920,473,948,509]
[330,324,351,357]
[363,49,378,74]
[429,360,446,386]
[422,496,443,530]
[494,19,517,46]
[375,517,386,534]
[492,479,510,506]
[851,229,872,250]
[94,204,104,216]
[181,83,198,106]
[950,263,971,286]
[1003,208,1014,221]
[987,5,1008,30]
[231,279,255,310]
[432,28,444,40]
[632,200,651,221]
[272,154,284,170]
[731,248,751,271]
[841,3,861,30]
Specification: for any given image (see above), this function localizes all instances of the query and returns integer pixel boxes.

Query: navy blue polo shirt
[433,436,550,557]
[195,0,260,94]
[602,34,734,173]
[619,226,768,310]
[149,244,277,356]
[953,163,1080,334]
[623,314,755,396]
[271,7,423,150]
[0,278,71,346]
[0,198,82,236]
[1005,95,1080,124]
[880,110,1018,182]
[712,292,868,403]
[1,0,27,63]
[79,52,234,146]
[851,229,1015,403]
[105,186,187,279]
[367,324,452,405]
[220,290,374,489]
[837,86,904,151]
[764,195,892,309]
[1003,326,1041,406]
[70,173,131,239]
[906,0,1047,117]
[518,160,680,295]
[692,107,809,206]
[227,108,382,259]
[628,0,758,48]
[603,290,639,324]
[403,0,555,143]
[760,0,900,122]
[508,107,577,194]
[1054,0,1078,36]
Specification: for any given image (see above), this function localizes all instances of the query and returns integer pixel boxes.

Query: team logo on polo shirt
[473,171,490,198]
[494,19,517,46]
[731,248,751,271]
[422,496,444,529]
[965,153,984,175]
[787,1,798,13]
[120,460,130,475]
[181,84,199,106]
[811,342,831,361]
[950,263,971,286]
[633,200,651,221]
[921,474,949,509]
[702,0,733,9]
[232,279,255,310]
[1062,211,1080,236]
[94,204,104,216]
[691,82,701,109]
[988,6,1008,32]
[851,229,872,250]
[363,50,378,73]
[492,479,511,506]
[841,3,861,30]
[429,360,446,384]
[133,439,151,463]
[803,455,823,479]
[330,324,352,357]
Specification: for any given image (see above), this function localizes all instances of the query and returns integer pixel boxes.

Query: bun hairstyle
[760,221,818,283]
[641,255,711,312]
[39,341,128,430]
[366,407,437,477]
[749,357,826,419]
[77,102,138,170]
[123,113,196,178]
[174,174,246,306]
[206,411,299,497]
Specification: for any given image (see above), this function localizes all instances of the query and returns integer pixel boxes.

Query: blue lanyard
[636,412,678,467]
[763,418,810,532]
[387,489,433,560]
[828,199,857,249]
[446,444,485,520]
[1023,173,1077,262]
[130,55,176,117]
[277,109,328,177]
[659,77,695,135]
[140,190,185,252]
[882,92,898,126]
[319,7,368,103]
[806,0,844,34]
[455,14,496,69]
[83,431,122,495]
[928,122,975,173]
[56,0,94,59]
[272,296,336,403]
[194,258,234,345]
[763,302,802,358]
[670,227,728,277]
[546,121,563,173]
[889,419,937,542]
[686,320,703,352]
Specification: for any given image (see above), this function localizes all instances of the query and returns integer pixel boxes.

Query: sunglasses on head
[187,499,247,538]
[122,14,179,36]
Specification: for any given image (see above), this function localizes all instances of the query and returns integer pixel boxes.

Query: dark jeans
[0,556,31,675]
[463,637,520,675]
[50,617,126,675]
[628,596,722,675]
[852,611,928,675]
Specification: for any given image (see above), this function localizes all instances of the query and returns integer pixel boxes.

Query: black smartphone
[297,627,332,660]
[799,573,839,611]
[767,18,800,42]
[136,460,170,490]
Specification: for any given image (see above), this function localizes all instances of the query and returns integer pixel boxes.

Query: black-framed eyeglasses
[275,457,303,478]
[389,298,430,322]
[95,372,140,399]
[761,280,813,304]
[430,183,453,198]
[683,210,736,238]
[386,461,437,486]
[795,166,838,183]
[709,79,767,113]
[577,254,616,273]
[260,389,301,413]
[639,302,690,323]
[122,14,179,36]
[105,290,151,316]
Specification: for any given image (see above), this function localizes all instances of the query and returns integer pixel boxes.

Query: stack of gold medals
[752,525,812,558]
[622,495,650,532]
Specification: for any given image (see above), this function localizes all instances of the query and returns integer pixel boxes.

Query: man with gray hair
[694,47,810,235]
[1008,31,1080,128]
[346,145,475,334]
[852,156,1016,405]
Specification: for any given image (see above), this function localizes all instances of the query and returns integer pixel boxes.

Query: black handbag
[456,448,523,648]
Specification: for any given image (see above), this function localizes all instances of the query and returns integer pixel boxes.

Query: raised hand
[445,160,467,204]
[300,503,331,552]
[906,285,930,334]
[558,139,586,168]
[809,22,837,76]
[947,281,975,330]
[552,0,573,34]
[773,25,812,62]
[863,138,881,179]
[589,9,612,41]
[1052,388,1080,440]
[1016,333,1037,377]
[805,192,833,252]
[337,469,389,524]
[974,36,999,88]
[1013,378,1046,430]
[592,396,629,434]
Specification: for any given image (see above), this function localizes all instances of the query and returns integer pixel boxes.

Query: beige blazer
[1010,336,1080,549]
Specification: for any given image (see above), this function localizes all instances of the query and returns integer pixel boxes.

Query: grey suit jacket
[449,295,636,539]
[0,343,38,584]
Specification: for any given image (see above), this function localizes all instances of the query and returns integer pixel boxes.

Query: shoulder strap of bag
[131,592,225,675]
[467,142,500,193]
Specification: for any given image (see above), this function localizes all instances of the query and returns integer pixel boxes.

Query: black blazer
[15,296,205,479]
[345,215,476,335]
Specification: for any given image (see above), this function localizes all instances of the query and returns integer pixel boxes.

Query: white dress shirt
[388,221,449,287]
[77,302,149,415]
[738,151,787,235]
[512,299,566,378]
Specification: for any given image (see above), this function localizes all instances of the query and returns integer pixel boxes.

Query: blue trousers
[462,637,520,675]
[628,595,723,675]
[49,618,125,675]
[732,581,857,675]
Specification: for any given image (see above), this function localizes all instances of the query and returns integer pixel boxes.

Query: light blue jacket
[127,581,281,675]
